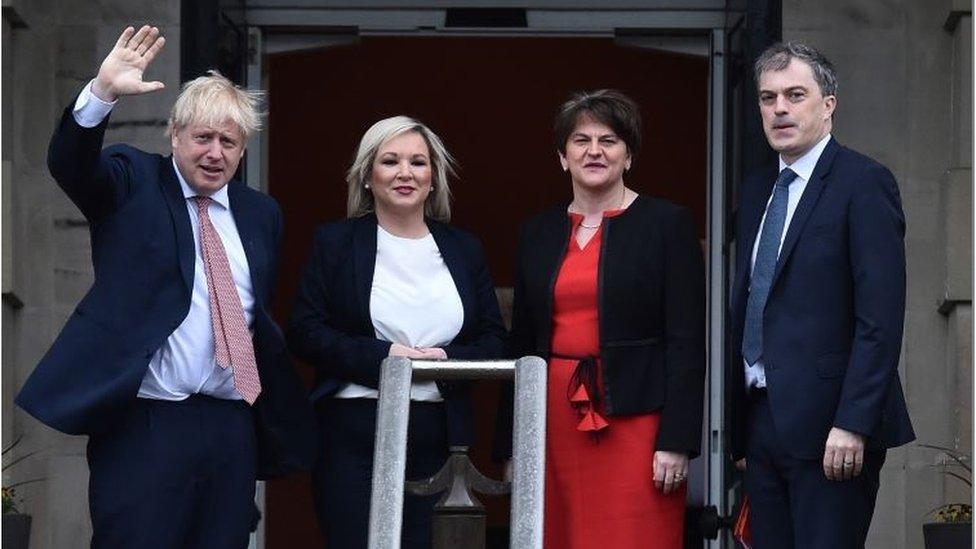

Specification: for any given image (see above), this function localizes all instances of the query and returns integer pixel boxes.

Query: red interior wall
[265,36,708,547]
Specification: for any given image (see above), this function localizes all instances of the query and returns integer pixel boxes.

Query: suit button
[145,350,154,359]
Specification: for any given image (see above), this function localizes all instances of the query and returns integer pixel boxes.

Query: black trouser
[744,390,885,549]
[313,397,448,549]
[87,395,257,549]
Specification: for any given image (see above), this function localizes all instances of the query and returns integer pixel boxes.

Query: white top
[744,133,832,390]
[334,226,464,401]
[73,80,254,401]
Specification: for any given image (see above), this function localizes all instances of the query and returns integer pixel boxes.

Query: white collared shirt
[73,80,255,401]
[744,133,832,390]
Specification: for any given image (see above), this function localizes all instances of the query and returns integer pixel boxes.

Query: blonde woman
[288,116,506,548]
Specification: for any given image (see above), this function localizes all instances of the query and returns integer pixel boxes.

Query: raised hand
[92,25,166,102]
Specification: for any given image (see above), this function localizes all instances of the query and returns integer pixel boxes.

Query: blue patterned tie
[742,168,798,365]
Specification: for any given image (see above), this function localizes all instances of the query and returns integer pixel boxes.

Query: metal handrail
[367,356,547,549]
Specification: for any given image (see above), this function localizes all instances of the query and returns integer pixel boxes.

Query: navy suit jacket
[286,213,507,446]
[728,138,915,461]
[15,103,316,479]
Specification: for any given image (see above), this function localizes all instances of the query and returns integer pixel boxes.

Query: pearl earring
[364,183,370,189]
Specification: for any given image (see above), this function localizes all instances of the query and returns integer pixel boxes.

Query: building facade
[1,1,971,547]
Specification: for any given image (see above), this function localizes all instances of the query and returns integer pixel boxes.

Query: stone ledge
[945,5,972,33]
[938,297,973,316]
[1,3,28,29]
[2,291,24,309]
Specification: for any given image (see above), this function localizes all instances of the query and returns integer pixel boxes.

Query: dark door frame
[181,3,782,548]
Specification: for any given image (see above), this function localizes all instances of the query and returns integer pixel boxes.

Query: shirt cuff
[72,79,117,128]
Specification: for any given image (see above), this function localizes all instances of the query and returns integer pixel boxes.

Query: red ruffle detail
[570,384,591,404]
[570,383,610,432]
[576,407,610,432]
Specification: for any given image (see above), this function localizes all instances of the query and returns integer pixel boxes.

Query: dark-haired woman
[500,90,705,548]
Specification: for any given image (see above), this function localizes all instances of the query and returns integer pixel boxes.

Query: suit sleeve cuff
[73,79,117,128]
[831,417,873,439]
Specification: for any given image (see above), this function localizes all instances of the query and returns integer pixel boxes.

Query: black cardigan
[499,195,705,457]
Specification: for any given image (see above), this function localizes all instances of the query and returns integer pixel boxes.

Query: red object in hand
[734,496,753,549]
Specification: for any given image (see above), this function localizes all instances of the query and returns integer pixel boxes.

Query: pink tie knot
[193,195,212,214]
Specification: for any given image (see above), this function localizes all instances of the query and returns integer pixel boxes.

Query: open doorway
[263,36,709,547]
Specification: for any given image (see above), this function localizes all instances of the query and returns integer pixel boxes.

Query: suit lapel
[429,221,474,336]
[732,165,777,303]
[352,215,379,334]
[227,181,265,302]
[159,157,195,292]
[741,167,777,270]
[769,138,839,287]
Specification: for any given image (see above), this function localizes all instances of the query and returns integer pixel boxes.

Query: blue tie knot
[775,168,799,189]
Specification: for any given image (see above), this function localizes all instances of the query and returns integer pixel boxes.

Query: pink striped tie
[194,196,262,404]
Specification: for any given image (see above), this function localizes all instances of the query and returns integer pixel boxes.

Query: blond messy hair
[166,70,264,141]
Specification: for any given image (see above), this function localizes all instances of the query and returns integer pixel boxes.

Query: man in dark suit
[15,25,314,548]
[728,42,915,548]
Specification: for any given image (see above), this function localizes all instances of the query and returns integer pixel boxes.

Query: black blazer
[286,213,506,446]
[16,102,316,479]
[727,138,915,461]
[499,195,706,457]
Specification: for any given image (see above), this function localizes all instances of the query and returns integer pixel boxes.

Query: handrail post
[510,356,547,549]
[367,356,413,549]
[367,357,546,549]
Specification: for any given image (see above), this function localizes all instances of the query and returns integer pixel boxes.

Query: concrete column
[940,3,972,513]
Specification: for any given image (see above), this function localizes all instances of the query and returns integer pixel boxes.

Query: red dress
[544,211,686,549]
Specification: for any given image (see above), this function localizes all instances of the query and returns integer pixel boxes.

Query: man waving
[17,25,314,548]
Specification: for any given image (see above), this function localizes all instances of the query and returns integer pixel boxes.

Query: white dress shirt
[744,133,832,390]
[334,226,464,402]
[73,80,255,401]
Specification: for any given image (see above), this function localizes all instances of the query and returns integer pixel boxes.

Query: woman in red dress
[499,90,706,548]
